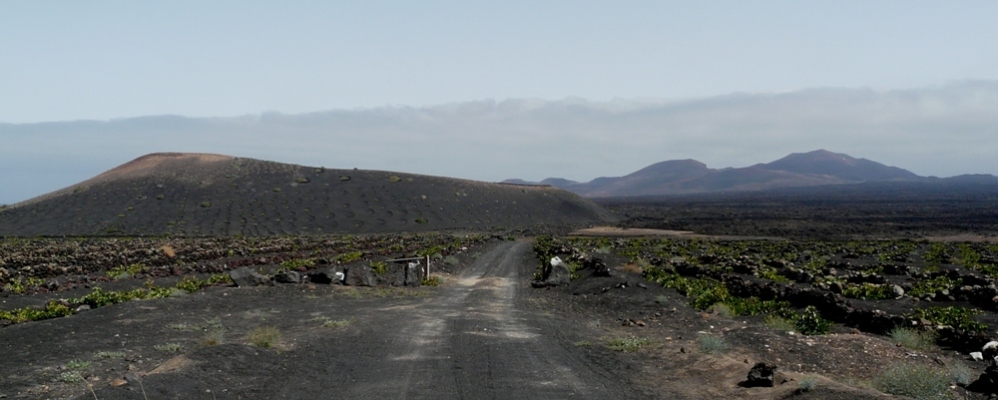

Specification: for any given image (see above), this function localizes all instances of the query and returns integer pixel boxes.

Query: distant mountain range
[504,150,998,197]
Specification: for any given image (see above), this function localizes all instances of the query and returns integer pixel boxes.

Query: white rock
[971,352,984,362]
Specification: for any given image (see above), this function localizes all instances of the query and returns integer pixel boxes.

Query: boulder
[743,362,778,387]
[274,270,301,284]
[308,268,343,285]
[404,262,422,287]
[890,284,905,299]
[229,267,270,287]
[968,366,998,394]
[543,257,571,286]
[585,257,612,277]
[344,265,374,287]
[531,257,571,288]
[983,341,998,366]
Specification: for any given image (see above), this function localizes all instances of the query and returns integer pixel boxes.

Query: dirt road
[276,240,640,399]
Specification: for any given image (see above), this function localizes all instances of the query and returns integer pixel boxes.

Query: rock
[542,257,571,286]
[343,265,374,286]
[123,372,142,384]
[984,341,998,366]
[109,378,128,387]
[891,284,905,299]
[274,270,301,284]
[404,262,422,287]
[229,267,270,287]
[973,352,985,362]
[586,257,612,277]
[307,269,342,285]
[743,362,778,387]
[968,365,998,394]
[74,304,91,313]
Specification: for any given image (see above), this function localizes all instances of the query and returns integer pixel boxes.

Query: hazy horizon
[4,82,998,205]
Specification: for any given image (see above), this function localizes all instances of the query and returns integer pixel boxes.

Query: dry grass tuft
[161,245,176,258]
[246,326,282,348]
[617,263,644,275]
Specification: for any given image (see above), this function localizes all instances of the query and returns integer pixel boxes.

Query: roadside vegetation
[533,235,998,341]
[0,233,492,326]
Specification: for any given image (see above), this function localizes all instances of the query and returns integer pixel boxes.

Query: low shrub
[369,261,387,276]
[200,329,225,347]
[66,359,91,370]
[154,343,183,353]
[908,306,988,334]
[322,319,353,329]
[246,326,282,348]
[333,251,363,264]
[909,276,961,297]
[797,375,818,392]
[107,263,146,280]
[758,267,792,283]
[888,327,936,351]
[280,258,316,271]
[606,336,651,353]
[873,362,950,399]
[422,276,443,286]
[793,306,833,335]
[764,315,797,332]
[710,303,734,317]
[952,362,975,386]
[696,334,729,354]
[841,283,896,300]
[94,351,126,359]
[58,371,84,383]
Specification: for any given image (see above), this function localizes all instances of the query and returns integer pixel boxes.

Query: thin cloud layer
[2,81,997,205]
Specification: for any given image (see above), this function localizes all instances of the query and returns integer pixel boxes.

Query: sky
[2,1,998,204]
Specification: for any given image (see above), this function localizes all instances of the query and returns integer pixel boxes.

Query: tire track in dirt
[323,241,639,399]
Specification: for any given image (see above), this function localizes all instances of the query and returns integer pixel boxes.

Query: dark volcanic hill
[757,150,920,181]
[506,150,943,197]
[0,153,616,237]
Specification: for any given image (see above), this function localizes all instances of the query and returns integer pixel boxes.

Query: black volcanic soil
[0,153,615,237]
[0,238,903,400]
[602,181,998,240]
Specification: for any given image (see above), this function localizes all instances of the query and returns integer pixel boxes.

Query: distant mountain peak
[630,159,709,176]
[761,149,917,182]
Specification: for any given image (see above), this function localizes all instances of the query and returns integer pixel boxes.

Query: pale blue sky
[2,2,997,204]
[3,1,996,122]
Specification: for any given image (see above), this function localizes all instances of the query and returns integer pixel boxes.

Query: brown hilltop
[0,153,615,236]
[88,152,234,182]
